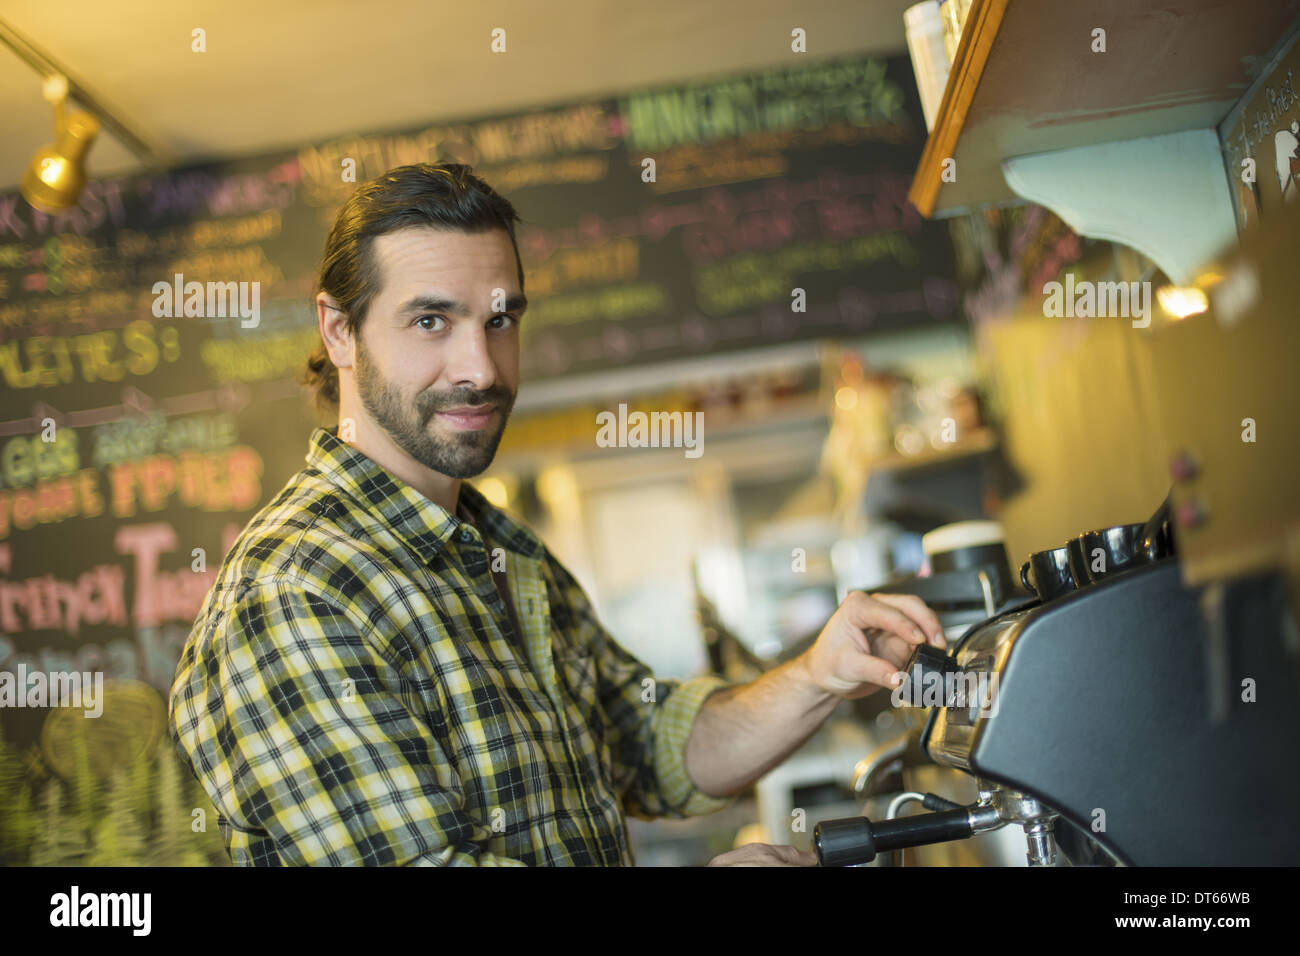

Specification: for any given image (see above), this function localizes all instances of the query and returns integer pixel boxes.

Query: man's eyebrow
[395,293,528,316]
[396,295,469,317]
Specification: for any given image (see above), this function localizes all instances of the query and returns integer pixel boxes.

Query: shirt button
[459,528,473,542]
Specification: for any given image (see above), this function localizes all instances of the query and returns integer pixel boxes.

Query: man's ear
[316,292,354,369]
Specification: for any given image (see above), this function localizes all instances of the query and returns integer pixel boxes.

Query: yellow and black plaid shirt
[169,426,735,865]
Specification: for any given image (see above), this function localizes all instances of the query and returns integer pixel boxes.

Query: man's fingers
[842,592,930,647]
[836,649,900,689]
[708,843,819,866]
[756,845,819,867]
[876,633,914,670]
[870,593,946,646]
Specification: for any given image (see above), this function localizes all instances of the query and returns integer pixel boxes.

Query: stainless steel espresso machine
[815,500,1300,866]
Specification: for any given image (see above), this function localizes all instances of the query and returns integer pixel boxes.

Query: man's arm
[170,580,525,866]
[683,592,946,798]
[682,656,839,799]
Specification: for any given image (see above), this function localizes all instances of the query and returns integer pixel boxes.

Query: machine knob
[900,643,962,707]
[814,816,877,866]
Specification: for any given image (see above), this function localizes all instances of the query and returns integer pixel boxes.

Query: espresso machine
[816,501,1300,866]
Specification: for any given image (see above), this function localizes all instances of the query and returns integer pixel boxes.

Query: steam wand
[813,781,1059,867]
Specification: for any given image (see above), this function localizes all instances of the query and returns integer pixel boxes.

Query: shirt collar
[304,426,543,563]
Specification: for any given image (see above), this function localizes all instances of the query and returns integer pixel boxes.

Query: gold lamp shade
[21,106,99,213]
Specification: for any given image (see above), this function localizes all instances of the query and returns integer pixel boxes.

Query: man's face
[352,226,524,479]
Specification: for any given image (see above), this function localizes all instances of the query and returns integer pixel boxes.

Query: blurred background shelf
[861,424,997,474]
[910,0,1300,219]
[908,0,1300,283]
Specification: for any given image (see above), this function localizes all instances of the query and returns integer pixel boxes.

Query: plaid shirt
[169,426,735,865]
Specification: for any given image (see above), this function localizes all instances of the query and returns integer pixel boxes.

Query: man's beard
[353,337,515,479]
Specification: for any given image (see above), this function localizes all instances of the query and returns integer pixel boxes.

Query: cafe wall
[979,251,1172,565]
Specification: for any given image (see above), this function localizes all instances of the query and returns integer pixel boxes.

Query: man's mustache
[417,385,516,419]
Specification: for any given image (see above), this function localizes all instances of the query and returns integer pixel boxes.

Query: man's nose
[443,323,498,391]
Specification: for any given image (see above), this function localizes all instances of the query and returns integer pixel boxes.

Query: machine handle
[813,816,875,867]
[814,808,975,866]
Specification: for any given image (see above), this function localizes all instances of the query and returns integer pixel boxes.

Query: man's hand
[799,592,945,700]
[707,843,819,866]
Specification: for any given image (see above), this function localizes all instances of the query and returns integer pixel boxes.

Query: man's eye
[489,315,518,330]
[414,315,445,331]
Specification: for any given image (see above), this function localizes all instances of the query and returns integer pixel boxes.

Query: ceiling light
[21,74,100,213]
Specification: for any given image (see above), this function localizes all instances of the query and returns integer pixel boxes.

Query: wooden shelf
[909,0,1300,228]
[863,426,997,475]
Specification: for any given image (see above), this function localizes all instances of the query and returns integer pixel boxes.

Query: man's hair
[302,162,525,412]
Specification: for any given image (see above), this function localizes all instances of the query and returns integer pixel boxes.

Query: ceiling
[0,0,916,193]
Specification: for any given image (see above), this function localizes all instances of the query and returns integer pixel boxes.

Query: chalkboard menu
[0,52,958,764]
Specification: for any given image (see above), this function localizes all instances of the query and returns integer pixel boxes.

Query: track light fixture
[21,74,100,213]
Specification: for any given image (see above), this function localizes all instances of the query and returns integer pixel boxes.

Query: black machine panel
[953,560,1300,865]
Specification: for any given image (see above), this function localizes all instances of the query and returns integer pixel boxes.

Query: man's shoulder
[205,466,393,611]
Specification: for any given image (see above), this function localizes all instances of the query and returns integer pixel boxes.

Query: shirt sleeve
[172,579,526,866]
[545,556,737,820]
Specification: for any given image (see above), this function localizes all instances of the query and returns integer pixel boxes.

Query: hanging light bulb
[21,74,100,213]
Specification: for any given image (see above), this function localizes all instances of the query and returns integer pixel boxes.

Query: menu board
[0,52,958,765]
[1220,31,1300,233]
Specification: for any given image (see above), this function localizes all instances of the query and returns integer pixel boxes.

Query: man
[169,163,946,866]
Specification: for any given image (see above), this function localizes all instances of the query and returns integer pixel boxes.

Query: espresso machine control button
[901,643,962,707]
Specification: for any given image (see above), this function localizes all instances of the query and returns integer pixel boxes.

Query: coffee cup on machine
[1019,545,1078,601]
[1067,522,1164,585]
